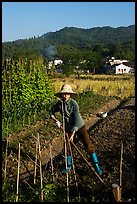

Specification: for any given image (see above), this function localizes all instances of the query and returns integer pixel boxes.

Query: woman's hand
[56,120,62,128]
[69,131,76,142]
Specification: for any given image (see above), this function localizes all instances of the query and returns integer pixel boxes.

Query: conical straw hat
[55,84,77,98]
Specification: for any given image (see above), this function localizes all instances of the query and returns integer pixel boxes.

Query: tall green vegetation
[2,58,55,138]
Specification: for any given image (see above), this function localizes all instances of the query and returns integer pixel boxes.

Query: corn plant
[2,58,55,139]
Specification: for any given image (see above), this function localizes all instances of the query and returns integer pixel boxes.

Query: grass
[52,74,135,99]
[77,90,115,118]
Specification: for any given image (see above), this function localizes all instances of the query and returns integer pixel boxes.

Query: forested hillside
[40,25,135,45]
[2,25,135,64]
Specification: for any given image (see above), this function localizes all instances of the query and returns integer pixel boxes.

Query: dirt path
[85,98,121,129]
[2,98,121,180]
[45,96,135,202]
[2,97,135,202]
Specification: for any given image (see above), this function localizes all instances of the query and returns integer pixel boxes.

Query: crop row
[2,58,55,138]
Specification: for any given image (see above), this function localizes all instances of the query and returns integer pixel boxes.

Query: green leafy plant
[2,58,55,138]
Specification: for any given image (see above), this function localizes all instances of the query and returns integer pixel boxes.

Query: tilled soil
[2,97,135,202]
[43,97,135,202]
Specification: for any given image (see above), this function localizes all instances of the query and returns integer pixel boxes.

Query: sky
[2,2,135,42]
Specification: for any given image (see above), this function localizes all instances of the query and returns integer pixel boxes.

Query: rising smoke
[45,45,57,61]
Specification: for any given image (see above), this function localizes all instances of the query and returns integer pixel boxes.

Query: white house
[54,59,63,66]
[48,58,63,67]
[47,58,63,74]
[104,57,134,74]
[112,63,133,74]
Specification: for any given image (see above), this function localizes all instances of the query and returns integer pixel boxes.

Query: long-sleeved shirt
[49,98,85,133]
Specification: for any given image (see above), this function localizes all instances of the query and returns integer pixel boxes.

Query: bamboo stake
[38,133,43,202]
[70,140,104,184]
[112,183,121,202]
[119,142,123,201]
[64,140,69,202]
[112,143,123,202]
[31,134,39,141]
[4,135,9,179]
[61,100,70,202]
[25,180,35,192]
[26,154,40,168]
[28,138,35,144]
[34,139,38,185]
[16,143,21,202]
[60,125,104,184]
[50,144,55,182]
[65,133,81,201]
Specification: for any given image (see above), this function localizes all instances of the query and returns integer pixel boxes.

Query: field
[2,74,135,202]
[52,74,135,99]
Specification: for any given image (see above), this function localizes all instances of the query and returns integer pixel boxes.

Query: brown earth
[44,97,135,202]
[2,97,135,202]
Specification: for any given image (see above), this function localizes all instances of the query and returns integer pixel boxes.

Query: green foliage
[39,25,135,46]
[2,58,55,138]
[62,64,75,76]
[77,90,114,117]
[2,179,16,202]
[109,41,135,61]
[2,178,40,202]
[2,26,135,74]
[43,183,58,202]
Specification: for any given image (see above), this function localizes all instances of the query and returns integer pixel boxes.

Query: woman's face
[62,94,71,101]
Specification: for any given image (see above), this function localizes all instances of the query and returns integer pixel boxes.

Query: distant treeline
[2,25,135,73]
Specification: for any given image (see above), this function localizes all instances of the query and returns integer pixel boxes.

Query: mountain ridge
[2,25,135,61]
[38,25,135,44]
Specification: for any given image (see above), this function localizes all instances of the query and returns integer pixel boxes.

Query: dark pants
[66,125,94,154]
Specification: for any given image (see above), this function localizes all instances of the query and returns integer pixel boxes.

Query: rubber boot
[62,156,72,173]
[90,152,102,175]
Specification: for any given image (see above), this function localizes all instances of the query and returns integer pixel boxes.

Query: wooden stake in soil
[34,138,38,185]
[119,142,123,201]
[50,144,55,182]
[61,100,70,202]
[60,126,104,184]
[112,183,121,202]
[38,133,43,202]
[4,135,9,179]
[66,133,81,201]
[70,140,104,184]
[16,143,21,202]
[112,142,123,202]
[25,180,35,192]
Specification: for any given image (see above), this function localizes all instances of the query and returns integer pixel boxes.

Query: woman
[49,84,102,175]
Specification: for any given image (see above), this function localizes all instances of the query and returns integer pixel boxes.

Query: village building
[54,58,63,66]
[103,57,134,74]
[46,58,63,74]
[48,58,63,67]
